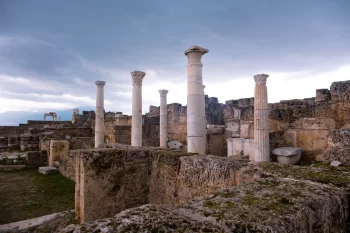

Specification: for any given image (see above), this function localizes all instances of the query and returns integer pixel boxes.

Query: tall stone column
[253,74,270,161]
[159,89,169,148]
[185,45,209,155]
[95,81,106,148]
[131,71,146,147]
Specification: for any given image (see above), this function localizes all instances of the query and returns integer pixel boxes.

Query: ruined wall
[73,145,249,223]
[0,126,24,137]
[20,134,39,151]
[41,127,92,138]
[108,125,131,145]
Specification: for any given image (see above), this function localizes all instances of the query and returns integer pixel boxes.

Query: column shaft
[185,46,208,155]
[131,71,146,147]
[159,90,168,148]
[95,81,105,148]
[253,74,270,161]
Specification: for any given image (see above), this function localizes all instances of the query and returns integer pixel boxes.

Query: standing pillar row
[185,45,208,155]
[95,80,106,148]
[131,71,146,147]
[159,89,169,148]
[253,74,270,162]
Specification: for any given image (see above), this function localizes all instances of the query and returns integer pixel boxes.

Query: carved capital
[95,81,106,87]
[184,45,209,55]
[254,74,269,86]
[159,89,169,97]
[131,71,146,85]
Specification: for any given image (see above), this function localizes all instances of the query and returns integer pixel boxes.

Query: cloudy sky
[0,0,349,114]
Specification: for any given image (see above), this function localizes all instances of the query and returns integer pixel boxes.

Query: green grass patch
[0,168,75,224]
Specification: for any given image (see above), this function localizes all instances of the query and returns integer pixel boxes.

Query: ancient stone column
[253,74,270,161]
[131,71,146,147]
[185,45,208,155]
[159,89,169,148]
[95,81,106,148]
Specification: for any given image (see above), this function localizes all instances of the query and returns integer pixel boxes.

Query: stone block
[27,151,48,167]
[38,166,58,175]
[167,140,183,149]
[225,120,240,137]
[49,140,69,166]
[272,147,302,165]
[316,89,331,102]
[272,147,303,156]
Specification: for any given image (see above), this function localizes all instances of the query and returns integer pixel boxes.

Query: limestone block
[27,151,48,167]
[272,147,302,165]
[227,138,254,159]
[272,147,303,156]
[324,130,350,165]
[206,125,224,134]
[284,129,328,162]
[39,166,58,175]
[293,118,336,130]
[330,80,350,102]
[167,140,183,149]
[49,140,69,166]
[233,108,241,119]
[330,161,341,167]
[225,120,240,137]
[316,89,331,102]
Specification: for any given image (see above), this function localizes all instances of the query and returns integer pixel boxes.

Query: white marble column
[131,71,146,147]
[159,89,169,148]
[253,74,270,161]
[95,81,106,148]
[185,46,209,155]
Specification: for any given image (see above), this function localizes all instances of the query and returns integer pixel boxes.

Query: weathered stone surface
[73,146,253,223]
[39,166,58,175]
[27,151,47,167]
[0,165,26,171]
[237,162,350,189]
[20,134,39,152]
[330,80,350,102]
[283,129,329,162]
[316,88,331,102]
[49,140,69,166]
[324,129,350,165]
[64,178,348,233]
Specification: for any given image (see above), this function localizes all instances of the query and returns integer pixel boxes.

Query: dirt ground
[0,168,75,224]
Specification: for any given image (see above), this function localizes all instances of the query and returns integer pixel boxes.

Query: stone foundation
[73,145,249,223]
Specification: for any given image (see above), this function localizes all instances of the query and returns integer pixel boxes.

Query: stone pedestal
[253,74,269,161]
[131,71,146,147]
[185,46,208,155]
[159,89,169,148]
[95,81,105,148]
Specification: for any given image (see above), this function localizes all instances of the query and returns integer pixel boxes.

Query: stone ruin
[1,45,350,232]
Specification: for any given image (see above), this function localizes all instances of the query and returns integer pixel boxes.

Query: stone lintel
[184,45,209,55]
[254,74,269,86]
[95,81,106,87]
[131,71,146,85]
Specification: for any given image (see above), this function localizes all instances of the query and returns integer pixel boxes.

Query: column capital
[184,45,209,56]
[131,71,146,85]
[158,89,169,97]
[95,81,106,87]
[254,74,269,86]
